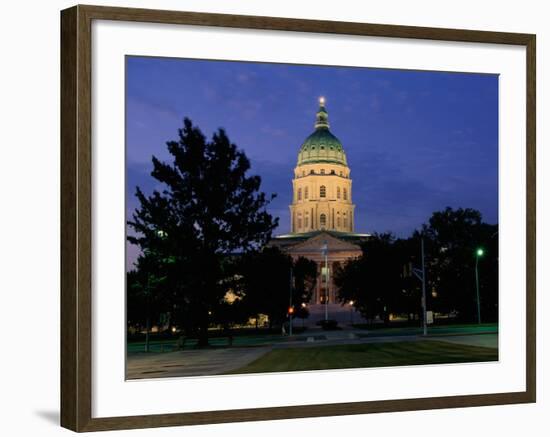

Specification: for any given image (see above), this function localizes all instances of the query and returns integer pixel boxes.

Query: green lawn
[226,340,498,374]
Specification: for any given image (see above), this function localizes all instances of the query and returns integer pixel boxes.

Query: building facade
[271,98,368,318]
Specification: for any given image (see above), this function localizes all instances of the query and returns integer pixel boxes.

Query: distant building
[271,98,369,319]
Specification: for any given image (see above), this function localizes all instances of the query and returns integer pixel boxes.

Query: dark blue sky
[126,56,498,267]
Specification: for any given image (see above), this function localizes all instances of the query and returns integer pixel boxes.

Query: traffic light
[288,306,295,315]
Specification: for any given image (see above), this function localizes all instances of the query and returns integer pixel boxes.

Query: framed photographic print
[60,4,536,432]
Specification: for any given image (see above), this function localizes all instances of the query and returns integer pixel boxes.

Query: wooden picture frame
[60,4,536,432]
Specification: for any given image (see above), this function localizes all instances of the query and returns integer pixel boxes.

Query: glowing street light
[475,247,485,324]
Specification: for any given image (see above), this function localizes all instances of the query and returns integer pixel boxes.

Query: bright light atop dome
[319,96,326,105]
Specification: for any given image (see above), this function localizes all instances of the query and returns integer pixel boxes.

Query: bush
[319,319,339,330]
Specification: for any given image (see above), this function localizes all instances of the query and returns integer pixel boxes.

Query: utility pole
[410,237,428,336]
[289,266,293,336]
[322,241,329,321]
[420,237,427,336]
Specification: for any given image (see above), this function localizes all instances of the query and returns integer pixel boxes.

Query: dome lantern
[297,98,347,167]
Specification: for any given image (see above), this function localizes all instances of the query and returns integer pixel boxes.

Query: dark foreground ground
[126,324,498,379]
[225,340,497,375]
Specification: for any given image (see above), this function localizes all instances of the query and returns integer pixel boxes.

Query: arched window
[298,214,302,229]
[321,169,325,175]
[343,187,348,200]
[337,187,341,199]
[343,212,348,229]
[297,188,302,201]
[320,185,326,198]
[304,186,309,199]
[320,214,327,227]
[337,213,341,227]
[304,214,309,228]
[310,169,315,175]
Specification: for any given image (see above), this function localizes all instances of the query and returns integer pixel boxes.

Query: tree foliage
[334,207,498,324]
[422,207,498,321]
[127,118,278,345]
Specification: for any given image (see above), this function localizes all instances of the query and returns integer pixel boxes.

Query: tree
[236,250,317,330]
[334,233,406,324]
[127,253,168,351]
[128,118,278,346]
[238,247,292,330]
[422,207,498,322]
[291,256,317,320]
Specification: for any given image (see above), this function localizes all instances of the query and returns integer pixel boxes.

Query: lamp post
[289,266,293,336]
[407,236,428,336]
[322,242,329,321]
[349,300,354,325]
[475,247,484,324]
[420,237,427,336]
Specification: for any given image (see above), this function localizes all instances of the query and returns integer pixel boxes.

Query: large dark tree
[238,247,292,330]
[126,253,168,351]
[236,249,317,330]
[128,118,278,346]
[291,256,318,320]
[334,233,407,324]
[422,207,498,322]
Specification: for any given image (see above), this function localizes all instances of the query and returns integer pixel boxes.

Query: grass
[127,333,293,353]
[127,323,499,353]
[226,340,498,375]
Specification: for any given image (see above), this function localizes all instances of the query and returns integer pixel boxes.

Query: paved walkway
[127,347,271,379]
[427,333,498,349]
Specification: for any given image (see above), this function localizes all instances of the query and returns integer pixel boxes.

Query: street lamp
[322,241,329,321]
[349,300,355,325]
[475,247,484,324]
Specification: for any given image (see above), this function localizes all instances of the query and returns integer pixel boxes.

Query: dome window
[310,169,315,175]
[337,187,341,199]
[343,188,348,200]
[320,214,327,228]
[320,185,326,198]
[321,169,325,175]
[304,187,309,199]
[297,188,302,201]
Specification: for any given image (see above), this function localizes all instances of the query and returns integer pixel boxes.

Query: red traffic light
[288,306,295,315]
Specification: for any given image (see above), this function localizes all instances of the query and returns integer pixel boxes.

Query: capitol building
[271,98,369,319]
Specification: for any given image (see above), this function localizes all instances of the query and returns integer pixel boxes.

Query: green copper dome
[297,99,347,167]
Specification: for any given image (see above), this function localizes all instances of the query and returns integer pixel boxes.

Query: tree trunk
[196,316,209,348]
[145,317,150,353]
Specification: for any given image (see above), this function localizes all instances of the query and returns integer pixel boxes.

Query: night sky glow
[126,56,498,269]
